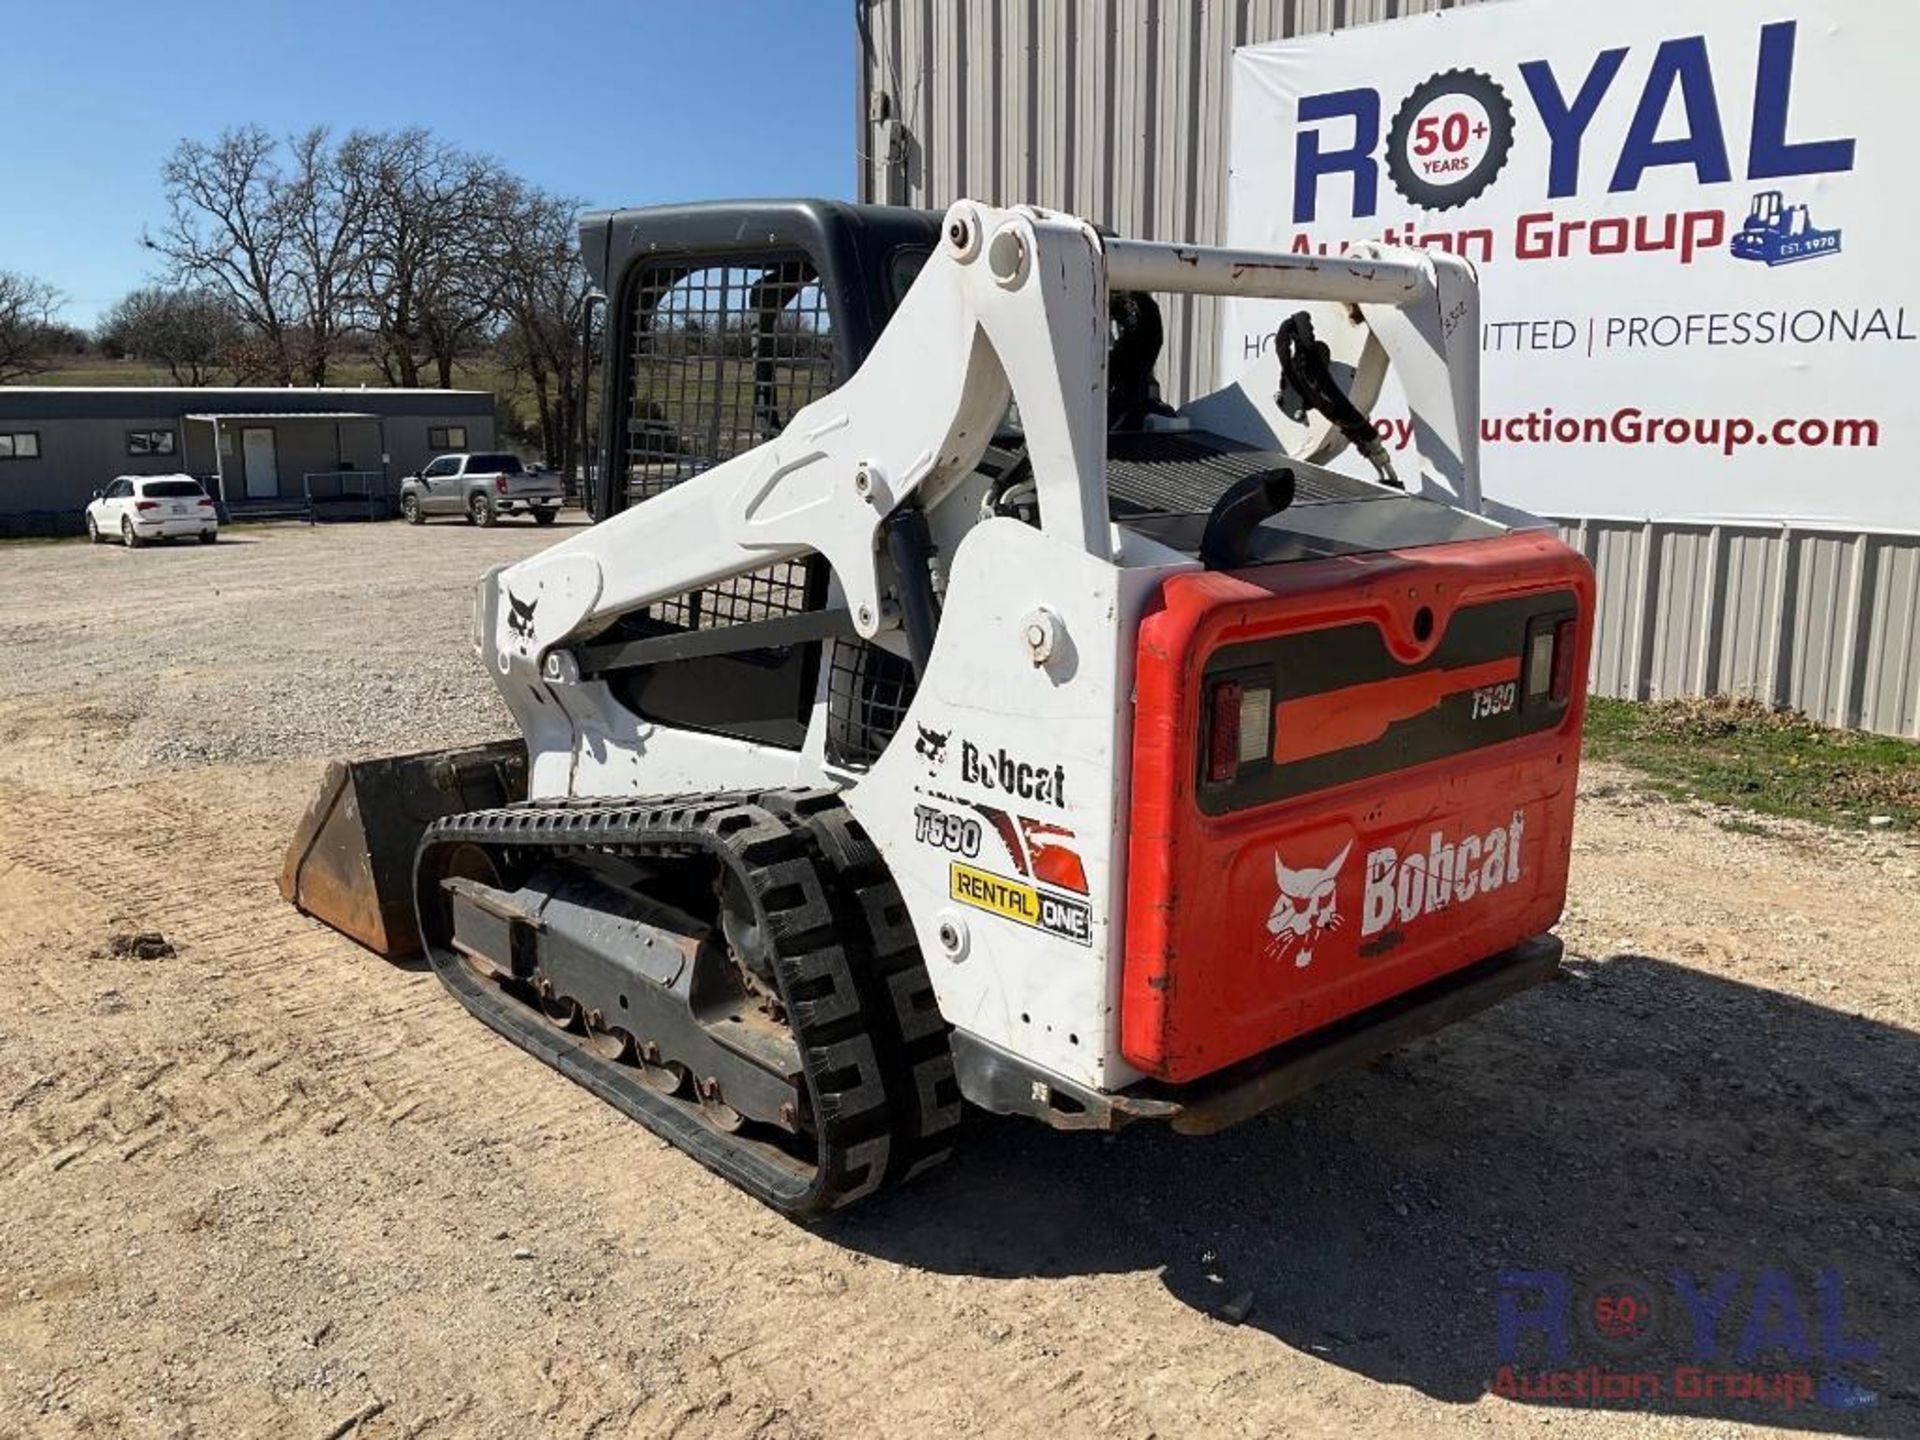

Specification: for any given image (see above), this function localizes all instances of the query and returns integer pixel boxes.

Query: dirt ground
[0,520,1913,1440]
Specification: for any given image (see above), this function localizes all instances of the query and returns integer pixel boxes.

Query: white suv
[86,475,219,547]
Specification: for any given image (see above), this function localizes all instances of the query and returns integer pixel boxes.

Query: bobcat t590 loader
[281,199,1594,1219]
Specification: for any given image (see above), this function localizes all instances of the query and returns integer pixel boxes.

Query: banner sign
[1225,0,1917,528]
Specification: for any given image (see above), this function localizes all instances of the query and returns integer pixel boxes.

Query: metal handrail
[302,471,397,522]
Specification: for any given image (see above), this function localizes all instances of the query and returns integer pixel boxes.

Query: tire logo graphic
[1385,68,1515,211]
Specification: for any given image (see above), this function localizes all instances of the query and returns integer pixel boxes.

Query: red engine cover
[1123,530,1594,1083]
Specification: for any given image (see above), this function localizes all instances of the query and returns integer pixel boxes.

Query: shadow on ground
[832,955,1917,1433]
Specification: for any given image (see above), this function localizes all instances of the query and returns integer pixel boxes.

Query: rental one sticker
[949,862,1092,946]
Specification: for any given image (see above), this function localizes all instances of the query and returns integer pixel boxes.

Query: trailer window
[127,429,177,457]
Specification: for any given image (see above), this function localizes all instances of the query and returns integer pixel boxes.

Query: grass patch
[1584,696,1920,833]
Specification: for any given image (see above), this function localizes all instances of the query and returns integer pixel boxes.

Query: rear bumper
[951,933,1562,1133]
[498,495,563,512]
[133,516,217,536]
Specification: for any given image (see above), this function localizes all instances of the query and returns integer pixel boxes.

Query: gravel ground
[0,519,1913,1439]
[0,522,522,768]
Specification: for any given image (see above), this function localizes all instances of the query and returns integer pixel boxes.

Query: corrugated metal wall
[855,0,1920,738]
[1558,519,1920,737]
[855,0,1480,404]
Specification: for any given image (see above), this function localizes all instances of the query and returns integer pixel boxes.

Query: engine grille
[1104,430,1385,519]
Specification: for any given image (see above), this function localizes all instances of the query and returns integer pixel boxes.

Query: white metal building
[855,0,1920,737]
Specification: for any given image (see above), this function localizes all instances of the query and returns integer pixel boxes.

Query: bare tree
[0,271,66,383]
[344,129,516,389]
[148,125,587,406]
[341,129,431,387]
[147,126,370,386]
[97,286,243,384]
[146,127,299,384]
[281,127,369,385]
[494,189,595,472]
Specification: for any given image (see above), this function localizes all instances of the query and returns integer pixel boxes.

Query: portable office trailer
[0,387,496,535]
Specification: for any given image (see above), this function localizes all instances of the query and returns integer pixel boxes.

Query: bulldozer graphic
[1731,191,1842,267]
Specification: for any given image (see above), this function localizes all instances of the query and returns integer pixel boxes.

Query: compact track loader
[281,199,1594,1218]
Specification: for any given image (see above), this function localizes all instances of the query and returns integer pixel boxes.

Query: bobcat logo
[1266,841,1350,969]
[506,592,538,643]
[915,724,949,766]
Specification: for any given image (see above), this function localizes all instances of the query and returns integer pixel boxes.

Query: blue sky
[4,1,854,327]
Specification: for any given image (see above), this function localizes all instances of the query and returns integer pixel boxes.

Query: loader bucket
[278,739,527,959]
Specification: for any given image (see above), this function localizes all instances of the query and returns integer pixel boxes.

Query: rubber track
[762,792,962,1184]
[414,791,904,1221]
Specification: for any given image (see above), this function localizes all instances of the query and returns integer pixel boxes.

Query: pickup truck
[399,453,564,527]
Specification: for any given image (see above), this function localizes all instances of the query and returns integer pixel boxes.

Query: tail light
[1526,615,1582,708]
[1550,617,1579,705]
[197,496,214,508]
[495,475,508,494]
[1206,680,1243,783]
[134,500,160,511]
[1204,676,1273,784]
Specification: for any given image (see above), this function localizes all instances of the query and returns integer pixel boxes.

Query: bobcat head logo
[915,724,949,766]
[506,592,538,643]
[1266,841,1350,969]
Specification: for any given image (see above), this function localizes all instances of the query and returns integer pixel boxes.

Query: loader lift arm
[491,203,1485,695]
